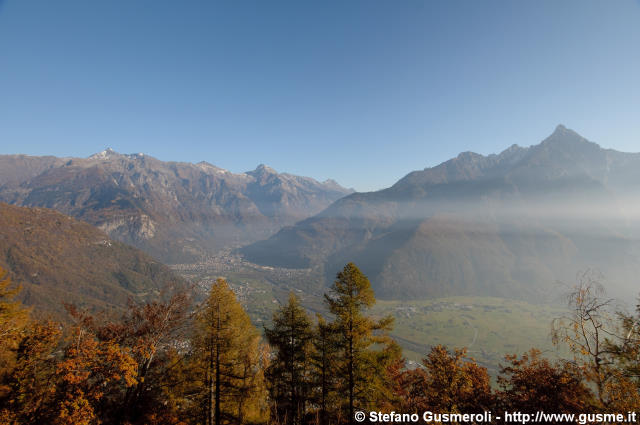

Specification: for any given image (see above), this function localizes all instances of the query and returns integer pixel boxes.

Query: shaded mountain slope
[0,203,186,318]
[241,126,640,301]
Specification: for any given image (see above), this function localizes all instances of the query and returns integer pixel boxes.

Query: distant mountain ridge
[0,151,353,263]
[241,126,640,301]
[0,203,186,318]
[392,125,640,192]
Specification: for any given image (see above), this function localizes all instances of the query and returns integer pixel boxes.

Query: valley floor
[171,254,570,374]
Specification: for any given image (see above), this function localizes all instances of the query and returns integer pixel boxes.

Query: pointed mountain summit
[249,163,278,175]
[538,124,601,153]
[550,123,570,135]
[89,147,121,160]
[545,123,586,141]
[241,126,640,301]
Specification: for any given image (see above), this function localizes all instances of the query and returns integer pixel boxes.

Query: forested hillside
[0,203,185,318]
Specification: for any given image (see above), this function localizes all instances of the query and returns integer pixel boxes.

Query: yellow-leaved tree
[189,278,267,425]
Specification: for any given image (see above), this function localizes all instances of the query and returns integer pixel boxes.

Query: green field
[372,297,569,373]
[175,263,570,374]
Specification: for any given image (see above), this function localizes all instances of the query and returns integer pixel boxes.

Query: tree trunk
[348,323,354,425]
[215,306,221,425]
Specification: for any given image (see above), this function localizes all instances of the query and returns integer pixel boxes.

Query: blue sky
[1,1,639,191]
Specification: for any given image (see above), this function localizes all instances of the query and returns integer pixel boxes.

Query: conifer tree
[192,278,267,425]
[265,293,313,425]
[310,314,339,425]
[325,263,395,424]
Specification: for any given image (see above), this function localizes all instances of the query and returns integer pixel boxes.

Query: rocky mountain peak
[89,148,120,160]
[454,151,485,163]
[252,164,278,175]
[554,123,568,133]
[540,124,598,150]
[322,179,350,191]
[499,143,523,155]
[88,148,149,162]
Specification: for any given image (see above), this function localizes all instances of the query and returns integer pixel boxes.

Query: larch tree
[192,278,266,425]
[324,263,395,424]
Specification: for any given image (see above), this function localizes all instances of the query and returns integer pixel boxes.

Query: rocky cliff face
[0,150,353,263]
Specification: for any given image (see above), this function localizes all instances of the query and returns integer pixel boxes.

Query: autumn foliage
[2,264,640,424]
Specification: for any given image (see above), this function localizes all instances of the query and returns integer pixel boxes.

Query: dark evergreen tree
[309,314,339,425]
[265,293,314,425]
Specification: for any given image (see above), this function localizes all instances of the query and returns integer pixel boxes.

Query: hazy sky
[1,1,639,191]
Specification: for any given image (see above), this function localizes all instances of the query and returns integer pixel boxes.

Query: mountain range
[0,150,352,263]
[3,125,640,304]
[241,125,640,301]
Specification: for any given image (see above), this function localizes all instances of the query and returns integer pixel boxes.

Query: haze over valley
[2,125,640,371]
[243,125,640,302]
[3,125,640,302]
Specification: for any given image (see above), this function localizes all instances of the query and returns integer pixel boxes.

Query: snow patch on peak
[89,148,119,160]
[89,149,150,161]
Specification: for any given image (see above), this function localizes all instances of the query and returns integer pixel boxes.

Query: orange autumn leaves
[0,265,190,425]
[55,328,138,424]
[2,263,640,424]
